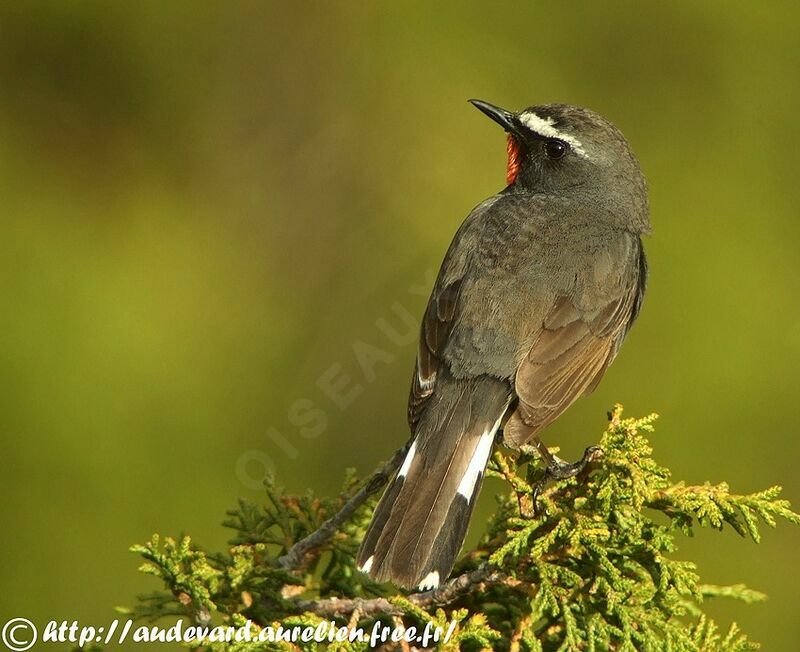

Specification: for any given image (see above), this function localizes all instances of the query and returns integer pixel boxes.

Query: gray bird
[356,100,650,591]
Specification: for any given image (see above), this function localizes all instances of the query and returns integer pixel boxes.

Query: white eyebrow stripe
[518,111,589,158]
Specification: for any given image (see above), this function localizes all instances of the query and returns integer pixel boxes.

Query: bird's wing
[504,236,647,446]
[406,196,502,430]
[407,277,462,430]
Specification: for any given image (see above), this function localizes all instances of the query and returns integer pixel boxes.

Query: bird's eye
[544,138,568,160]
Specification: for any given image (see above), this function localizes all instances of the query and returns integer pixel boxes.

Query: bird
[356,99,650,592]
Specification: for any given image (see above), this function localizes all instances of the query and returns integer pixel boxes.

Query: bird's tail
[356,372,511,590]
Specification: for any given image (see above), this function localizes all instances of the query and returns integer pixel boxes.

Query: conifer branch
[276,438,411,570]
[294,565,506,617]
[125,406,800,651]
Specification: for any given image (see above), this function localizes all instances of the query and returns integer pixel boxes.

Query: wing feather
[506,239,647,446]
[408,278,463,429]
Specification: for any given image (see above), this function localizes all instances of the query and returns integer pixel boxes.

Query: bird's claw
[531,445,603,517]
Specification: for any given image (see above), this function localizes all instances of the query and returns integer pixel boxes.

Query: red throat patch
[506,134,521,185]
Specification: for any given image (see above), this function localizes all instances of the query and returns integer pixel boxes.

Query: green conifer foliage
[122,408,800,651]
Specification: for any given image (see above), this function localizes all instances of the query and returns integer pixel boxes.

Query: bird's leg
[528,436,603,515]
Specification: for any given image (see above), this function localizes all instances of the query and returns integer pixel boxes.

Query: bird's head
[469,99,650,233]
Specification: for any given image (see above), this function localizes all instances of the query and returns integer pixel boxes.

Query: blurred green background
[1,2,799,649]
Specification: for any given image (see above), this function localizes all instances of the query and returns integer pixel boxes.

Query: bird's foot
[531,446,603,516]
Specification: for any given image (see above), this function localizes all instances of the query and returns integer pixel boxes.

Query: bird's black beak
[468,99,520,135]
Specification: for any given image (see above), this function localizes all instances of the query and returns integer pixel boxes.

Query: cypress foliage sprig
[119,406,799,651]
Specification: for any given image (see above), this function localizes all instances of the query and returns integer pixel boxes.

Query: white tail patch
[518,111,589,159]
[398,440,417,478]
[418,570,440,591]
[417,364,436,392]
[358,555,374,573]
[457,413,505,501]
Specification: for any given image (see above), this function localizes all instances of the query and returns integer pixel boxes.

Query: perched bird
[357,100,650,591]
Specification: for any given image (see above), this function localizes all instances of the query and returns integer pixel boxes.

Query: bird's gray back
[437,192,641,379]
